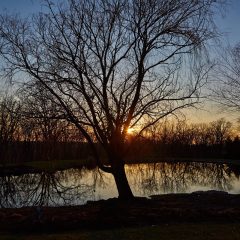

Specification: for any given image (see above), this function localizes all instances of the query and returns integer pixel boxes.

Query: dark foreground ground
[1,191,240,239]
[1,223,240,240]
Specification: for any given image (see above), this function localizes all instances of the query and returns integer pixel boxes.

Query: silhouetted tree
[0,95,22,143]
[213,42,240,112]
[0,0,224,199]
[209,118,232,145]
[0,94,22,163]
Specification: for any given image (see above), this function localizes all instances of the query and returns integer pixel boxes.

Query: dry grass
[1,223,240,240]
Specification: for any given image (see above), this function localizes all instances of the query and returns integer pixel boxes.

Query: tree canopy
[0,0,224,199]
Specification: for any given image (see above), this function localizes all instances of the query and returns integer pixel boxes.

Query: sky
[0,0,239,123]
[0,0,239,43]
[215,0,240,46]
[0,0,42,14]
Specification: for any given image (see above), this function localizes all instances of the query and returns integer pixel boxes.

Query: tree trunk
[112,162,134,200]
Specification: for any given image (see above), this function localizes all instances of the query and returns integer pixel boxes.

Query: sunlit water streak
[0,162,240,208]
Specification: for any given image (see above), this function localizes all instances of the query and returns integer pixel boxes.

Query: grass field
[0,159,94,172]
[1,223,240,240]
[1,157,240,173]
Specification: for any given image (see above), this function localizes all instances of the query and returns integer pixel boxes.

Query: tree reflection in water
[0,168,98,208]
[0,162,240,207]
[126,162,238,196]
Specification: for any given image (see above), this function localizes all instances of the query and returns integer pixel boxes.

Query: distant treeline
[129,118,240,161]
[0,95,240,164]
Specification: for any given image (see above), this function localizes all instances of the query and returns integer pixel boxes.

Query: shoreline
[1,190,240,234]
[0,157,240,176]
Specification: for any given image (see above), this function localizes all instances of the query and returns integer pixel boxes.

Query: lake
[1,161,240,208]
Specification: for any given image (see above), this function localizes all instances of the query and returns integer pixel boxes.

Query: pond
[0,161,240,208]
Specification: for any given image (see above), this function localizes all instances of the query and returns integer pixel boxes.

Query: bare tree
[0,94,22,143]
[0,93,22,164]
[213,42,240,112]
[19,84,76,142]
[0,0,223,199]
[209,118,232,145]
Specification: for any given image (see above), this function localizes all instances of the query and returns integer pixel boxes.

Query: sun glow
[127,127,135,135]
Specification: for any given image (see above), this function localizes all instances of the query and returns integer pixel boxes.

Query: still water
[1,162,240,208]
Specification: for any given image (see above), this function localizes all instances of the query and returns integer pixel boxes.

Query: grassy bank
[0,159,96,173]
[1,156,240,174]
[1,223,240,240]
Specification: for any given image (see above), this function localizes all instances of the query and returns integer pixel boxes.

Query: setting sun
[127,127,135,135]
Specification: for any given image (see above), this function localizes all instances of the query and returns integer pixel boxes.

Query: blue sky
[0,0,43,14]
[215,0,240,45]
[0,0,239,45]
[0,0,239,123]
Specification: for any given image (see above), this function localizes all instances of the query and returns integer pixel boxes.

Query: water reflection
[0,168,97,208]
[127,162,235,196]
[0,162,240,207]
